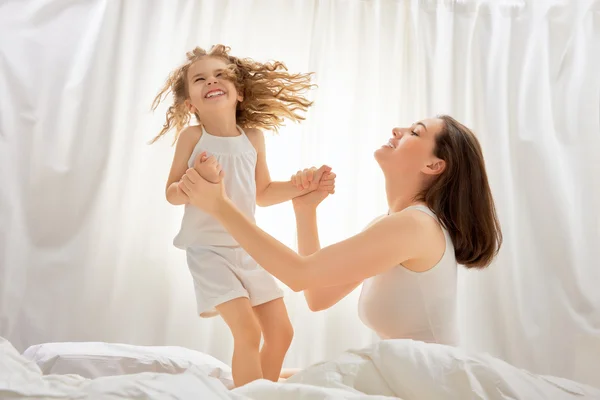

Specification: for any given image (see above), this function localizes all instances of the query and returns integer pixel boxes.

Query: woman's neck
[385,179,423,213]
[199,112,239,137]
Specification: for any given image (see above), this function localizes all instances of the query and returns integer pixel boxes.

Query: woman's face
[374,117,446,179]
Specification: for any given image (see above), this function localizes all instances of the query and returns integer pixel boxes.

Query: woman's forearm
[294,207,321,255]
[295,206,361,311]
[214,199,309,291]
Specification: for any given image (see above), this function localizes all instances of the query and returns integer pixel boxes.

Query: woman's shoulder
[361,207,447,272]
[363,207,443,241]
[362,214,388,231]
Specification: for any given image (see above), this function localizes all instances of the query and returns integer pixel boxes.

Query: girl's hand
[291,165,333,192]
[194,152,223,183]
[179,154,227,214]
[292,170,336,211]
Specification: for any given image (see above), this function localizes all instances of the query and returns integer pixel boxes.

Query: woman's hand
[179,153,228,215]
[292,166,336,211]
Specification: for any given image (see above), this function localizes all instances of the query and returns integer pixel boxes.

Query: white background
[1,0,599,387]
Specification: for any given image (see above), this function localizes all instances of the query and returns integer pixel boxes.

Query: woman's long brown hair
[419,115,503,268]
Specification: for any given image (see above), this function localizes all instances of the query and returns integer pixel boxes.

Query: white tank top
[173,125,257,249]
[357,205,459,345]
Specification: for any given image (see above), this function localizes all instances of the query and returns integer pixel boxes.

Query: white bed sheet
[3,337,599,400]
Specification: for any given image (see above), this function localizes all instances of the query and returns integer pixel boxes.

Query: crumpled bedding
[2,336,599,399]
[284,340,600,399]
[21,340,234,388]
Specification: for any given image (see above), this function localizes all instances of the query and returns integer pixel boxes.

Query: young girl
[150,45,334,388]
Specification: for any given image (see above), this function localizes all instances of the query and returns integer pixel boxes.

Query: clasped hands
[178,152,336,215]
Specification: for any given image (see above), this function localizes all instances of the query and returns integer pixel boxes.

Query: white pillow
[22,341,233,389]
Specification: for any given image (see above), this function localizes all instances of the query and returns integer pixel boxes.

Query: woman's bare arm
[295,207,361,311]
[211,199,427,292]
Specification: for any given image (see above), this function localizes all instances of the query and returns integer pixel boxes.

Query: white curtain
[1,0,599,387]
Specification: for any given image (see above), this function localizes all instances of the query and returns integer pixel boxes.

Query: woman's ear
[423,159,446,176]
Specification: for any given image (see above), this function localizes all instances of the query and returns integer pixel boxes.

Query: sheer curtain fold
[1,0,598,386]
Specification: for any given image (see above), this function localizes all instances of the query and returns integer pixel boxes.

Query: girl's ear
[184,99,196,113]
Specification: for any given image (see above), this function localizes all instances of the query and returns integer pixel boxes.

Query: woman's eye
[411,130,419,136]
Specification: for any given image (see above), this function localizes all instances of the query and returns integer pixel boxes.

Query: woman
[178,115,502,346]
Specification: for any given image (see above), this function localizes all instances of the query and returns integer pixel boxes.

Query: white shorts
[186,246,284,318]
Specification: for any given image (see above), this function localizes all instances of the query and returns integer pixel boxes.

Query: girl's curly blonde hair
[150,45,316,144]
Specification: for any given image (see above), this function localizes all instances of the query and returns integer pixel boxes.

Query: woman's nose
[392,128,402,138]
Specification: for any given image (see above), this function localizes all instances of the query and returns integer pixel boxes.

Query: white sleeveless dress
[175,125,283,317]
[358,205,459,345]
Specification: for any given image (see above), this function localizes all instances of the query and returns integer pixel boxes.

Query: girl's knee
[233,324,261,349]
[266,320,294,350]
[231,317,262,349]
[281,320,294,347]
